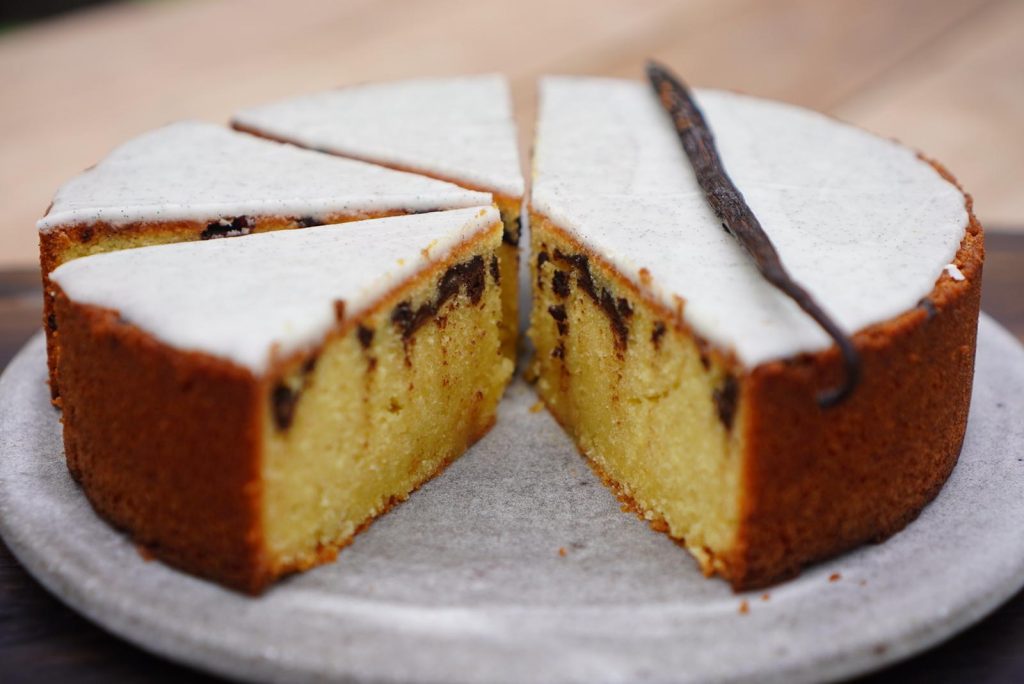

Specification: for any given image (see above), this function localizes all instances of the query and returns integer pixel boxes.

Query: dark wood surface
[1,234,1022,684]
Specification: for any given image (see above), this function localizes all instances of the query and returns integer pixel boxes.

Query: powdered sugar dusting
[234,74,524,198]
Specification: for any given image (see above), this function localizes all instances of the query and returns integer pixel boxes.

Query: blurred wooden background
[1,0,1021,268]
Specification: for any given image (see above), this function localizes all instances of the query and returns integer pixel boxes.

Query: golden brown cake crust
[54,290,270,593]
[530,159,984,591]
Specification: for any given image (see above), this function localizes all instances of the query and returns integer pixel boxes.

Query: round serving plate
[1,314,1023,684]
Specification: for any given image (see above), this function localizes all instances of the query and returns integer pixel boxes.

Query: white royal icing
[50,207,499,373]
[38,121,491,232]
[233,74,524,198]
[532,76,969,368]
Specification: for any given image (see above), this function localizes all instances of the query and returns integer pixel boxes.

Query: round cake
[38,72,983,593]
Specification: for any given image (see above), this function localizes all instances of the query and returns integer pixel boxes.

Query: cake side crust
[724,180,984,589]
[53,289,269,592]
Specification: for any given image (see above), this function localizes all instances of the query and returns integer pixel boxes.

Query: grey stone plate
[2,315,1023,684]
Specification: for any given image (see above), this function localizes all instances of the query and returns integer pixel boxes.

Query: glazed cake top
[37,121,491,232]
[532,76,970,368]
[233,74,525,198]
[50,206,499,373]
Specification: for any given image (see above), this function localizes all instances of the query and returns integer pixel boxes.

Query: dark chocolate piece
[552,270,571,298]
[47,312,57,332]
[552,341,565,359]
[713,375,739,430]
[548,304,569,336]
[503,215,521,246]
[357,325,374,349]
[599,290,629,349]
[438,255,485,307]
[651,321,667,348]
[392,255,486,340]
[553,249,631,349]
[647,61,860,408]
[200,216,253,240]
[617,297,633,319]
[296,216,319,228]
[80,226,94,243]
[696,337,711,370]
[391,301,414,333]
[391,300,432,340]
[490,255,500,284]
[271,383,298,430]
[553,250,598,302]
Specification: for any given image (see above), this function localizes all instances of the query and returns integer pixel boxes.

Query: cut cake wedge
[529,76,983,589]
[49,206,512,593]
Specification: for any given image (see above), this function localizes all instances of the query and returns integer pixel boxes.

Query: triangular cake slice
[232,74,525,359]
[233,74,523,199]
[49,206,512,593]
[39,120,491,398]
[529,76,983,589]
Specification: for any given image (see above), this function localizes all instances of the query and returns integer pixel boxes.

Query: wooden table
[0,233,1022,681]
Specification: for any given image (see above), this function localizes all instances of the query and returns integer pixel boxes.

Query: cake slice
[49,206,512,593]
[232,74,525,359]
[530,76,983,589]
[39,120,491,399]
